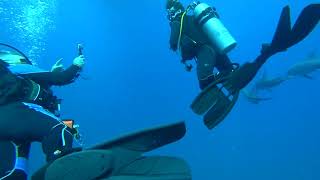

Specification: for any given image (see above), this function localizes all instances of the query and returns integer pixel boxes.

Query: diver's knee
[42,123,74,162]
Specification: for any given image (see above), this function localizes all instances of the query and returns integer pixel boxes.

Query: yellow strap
[177,11,187,51]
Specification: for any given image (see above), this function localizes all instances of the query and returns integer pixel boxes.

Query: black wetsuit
[169,15,234,89]
[0,63,81,179]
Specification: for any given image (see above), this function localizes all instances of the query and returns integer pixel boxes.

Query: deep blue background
[1,0,320,179]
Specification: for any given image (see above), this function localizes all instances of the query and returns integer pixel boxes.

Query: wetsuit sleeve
[23,65,81,86]
[169,20,181,51]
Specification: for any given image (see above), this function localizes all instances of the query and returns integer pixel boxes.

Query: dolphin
[254,71,288,91]
[287,53,320,79]
[242,88,272,104]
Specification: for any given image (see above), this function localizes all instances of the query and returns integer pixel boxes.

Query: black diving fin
[289,4,320,47]
[268,5,292,53]
[203,91,239,129]
[269,4,320,54]
[220,5,294,94]
[89,121,186,152]
[223,3,320,93]
[190,76,240,129]
[32,122,191,180]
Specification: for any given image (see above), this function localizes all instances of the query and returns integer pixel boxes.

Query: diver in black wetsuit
[166,0,237,90]
[0,46,84,180]
[166,0,320,92]
[166,0,320,129]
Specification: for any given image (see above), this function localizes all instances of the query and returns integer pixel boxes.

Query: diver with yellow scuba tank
[166,0,320,129]
[0,43,85,180]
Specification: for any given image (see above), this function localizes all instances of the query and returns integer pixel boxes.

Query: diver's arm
[169,20,181,51]
[23,65,81,86]
[27,55,84,86]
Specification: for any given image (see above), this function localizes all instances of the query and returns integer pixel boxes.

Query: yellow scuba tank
[193,2,237,54]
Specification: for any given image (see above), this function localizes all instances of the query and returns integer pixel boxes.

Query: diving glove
[73,55,85,68]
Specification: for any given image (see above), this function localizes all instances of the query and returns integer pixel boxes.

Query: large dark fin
[32,122,188,180]
[270,5,292,52]
[203,92,239,129]
[89,121,186,152]
[270,4,320,52]
[289,4,320,47]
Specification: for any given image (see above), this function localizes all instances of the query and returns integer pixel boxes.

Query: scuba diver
[0,44,192,180]
[166,0,320,129]
[0,43,85,180]
[167,0,237,90]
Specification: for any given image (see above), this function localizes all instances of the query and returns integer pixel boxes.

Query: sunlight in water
[0,0,57,64]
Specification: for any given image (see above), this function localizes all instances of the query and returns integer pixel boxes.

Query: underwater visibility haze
[0,0,320,179]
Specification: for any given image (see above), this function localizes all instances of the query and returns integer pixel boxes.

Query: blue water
[1,0,320,179]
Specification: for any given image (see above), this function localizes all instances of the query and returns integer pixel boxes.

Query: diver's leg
[196,45,217,90]
[215,54,234,74]
[0,102,74,163]
[41,123,75,162]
